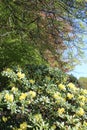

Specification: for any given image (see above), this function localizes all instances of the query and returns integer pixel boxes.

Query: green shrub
[0,66,87,130]
[26,65,67,85]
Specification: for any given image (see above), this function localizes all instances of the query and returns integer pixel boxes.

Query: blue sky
[69,35,87,79]
[70,62,87,79]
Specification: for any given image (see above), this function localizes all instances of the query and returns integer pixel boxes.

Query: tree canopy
[0,0,87,71]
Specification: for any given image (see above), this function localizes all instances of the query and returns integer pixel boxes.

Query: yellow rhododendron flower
[67,93,74,99]
[53,92,61,99]
[2,116,8,122]
[76,108,85,116]
[19,93,27,100]
[6,68,12,72]
[34,114,42,122]
[79,102,85,106]
[83,121,87,126]
[29,79,35,84]
[51,124,56,130]
[57,108,65,115]
[11,87,18,92]
[20,122,28,130]
[17,72,25,79]
[56,97,66,104]
[81,89,87,95]
[78,95,86,102]
[5,93,14,102]
[58,84,66,90]
[63,77,68,82]
[67,83,77,91]
[28,91,36,98]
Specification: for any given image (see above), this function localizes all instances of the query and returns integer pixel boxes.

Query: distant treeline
[78,77,87,89]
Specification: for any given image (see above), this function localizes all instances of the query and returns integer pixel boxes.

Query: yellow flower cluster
[5,93,14,102]
[53,92,61,99]
[57,108,65,115]
[29,79,35,84]
[11,87,18,92]
[19,93,27,100]
[28,91,36,98]
[76,108,85,116]
[58,84,66,91]
[51,124,56,130]
[2,116,8,122]
[6,68,12,72]
[19,91,36,101]
[83,121,87,126]
[67,93,74,99]
[63,77,68,82]
[67,82,77,91]
[53,92,66,104]
[78,95,86,106]
[79,102,85,106]
[18,122,28,130]
[81,89,87,95]
[17,72,25,79]
[34,114,42,122]
[78,95,86,102]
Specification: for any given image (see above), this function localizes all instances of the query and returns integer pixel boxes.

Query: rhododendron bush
[0,66,87,130]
